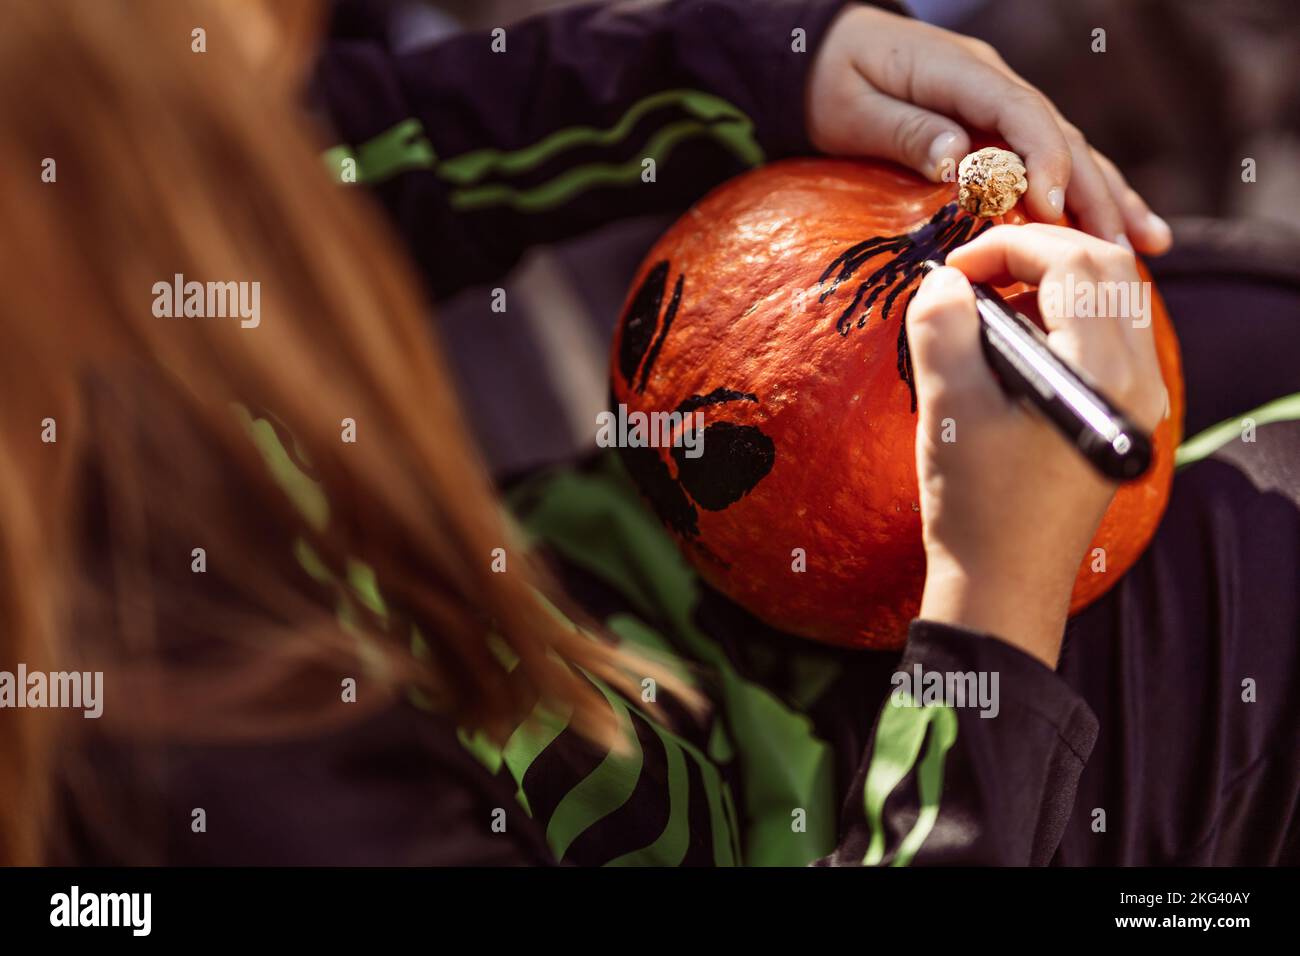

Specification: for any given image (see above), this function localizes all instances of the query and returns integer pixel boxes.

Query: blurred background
[336,0,1300,476]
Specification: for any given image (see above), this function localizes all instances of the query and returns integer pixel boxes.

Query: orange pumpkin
[610,155,1184,649]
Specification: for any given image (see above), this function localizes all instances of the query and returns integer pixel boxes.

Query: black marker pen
[920,259,1153,482]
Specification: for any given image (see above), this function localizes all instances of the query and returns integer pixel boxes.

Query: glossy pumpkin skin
[610,157,1184,649]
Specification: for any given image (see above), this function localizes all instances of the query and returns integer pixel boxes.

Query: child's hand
[807,5,1172,255]
[905,225,1166,667]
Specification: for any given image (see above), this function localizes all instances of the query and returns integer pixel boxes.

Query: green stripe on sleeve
[604,718,692,867]
[447,117,758,213]
[892,706,958,867]
[544,683,642,861]
[321,90,762,208]
[618,694,739,867]
[861,696,958,866]
[603,615,737,864]
[436,90,756,184]
[322,118,436,184]
[1175,392,1300,468]
[501,705,572,819]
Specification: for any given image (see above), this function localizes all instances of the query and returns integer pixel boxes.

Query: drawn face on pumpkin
[609,157,1182,649]
[616,259,776,543]
[614,201,990,545]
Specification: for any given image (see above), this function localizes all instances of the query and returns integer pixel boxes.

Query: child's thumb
[905,266,984,402]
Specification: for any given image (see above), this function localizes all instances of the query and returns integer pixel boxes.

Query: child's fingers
[952,47,1132,242]
[891,57,1075,224]
[843,90,971,180]
[1055,126,1126,247]
[945,224,1166,428]
[871,42,1133,240]
[944,223,1135,342]
[852,41,1072,220]
[1090,147,1173,255]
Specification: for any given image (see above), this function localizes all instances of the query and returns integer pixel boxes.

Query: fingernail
[1146,211,1172,244]
[1114,234,1134,252]
[1046,187,1065,217]
[922,264,964,291]
[927,131,960,178]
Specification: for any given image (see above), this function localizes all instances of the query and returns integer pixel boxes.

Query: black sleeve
[817,620,1099,866]
[311,0,898,299]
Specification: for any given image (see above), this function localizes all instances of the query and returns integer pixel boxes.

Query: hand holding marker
[919,259,1153,482]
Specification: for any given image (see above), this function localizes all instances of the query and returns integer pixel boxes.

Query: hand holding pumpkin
[908,225,1167,667]
[807,4,1173,255]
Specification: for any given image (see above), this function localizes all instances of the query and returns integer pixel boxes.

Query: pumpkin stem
[957,147,1028,217]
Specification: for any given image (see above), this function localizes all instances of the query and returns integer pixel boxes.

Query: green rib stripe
[436,89,754,184]
[606,615,734,864]
[647,723,738,868]
[604,718,692,867]
[448,117,759,213]
[545,682,642,861]
[862,696,958,866]
[501,705,571,819]
[1175,392,1300,469]
[621,695,738,867]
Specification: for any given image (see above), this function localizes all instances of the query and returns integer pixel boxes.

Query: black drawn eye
[671,422,774,511]
[617,260,683,393]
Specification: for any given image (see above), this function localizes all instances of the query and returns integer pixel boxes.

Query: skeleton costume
[59,0,1300,866]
